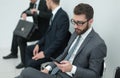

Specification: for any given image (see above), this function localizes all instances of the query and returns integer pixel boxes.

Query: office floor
[0,47,23,78]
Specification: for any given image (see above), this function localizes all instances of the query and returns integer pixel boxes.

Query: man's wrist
[71,65,77,74]
[37,10,40,14]
[45,65,52,71]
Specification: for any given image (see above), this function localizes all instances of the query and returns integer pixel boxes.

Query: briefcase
[14,19,36,39]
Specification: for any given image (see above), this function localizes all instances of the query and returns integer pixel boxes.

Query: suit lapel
[66,32,78,49]
[52,8,62,23]
[51,8,62,25]
[47,8,62,32]
[75,29,95,56]
[62,32,78,59]
[38,0,43,10]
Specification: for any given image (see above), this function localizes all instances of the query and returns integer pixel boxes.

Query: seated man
[16,2,107,78]
[3,0,52,69]
[25,0,71,70]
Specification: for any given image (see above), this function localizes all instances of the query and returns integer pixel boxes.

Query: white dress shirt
[51,6,61,20]
[66,27,92,76]
[49,6,61,26]
[36,0,40,10]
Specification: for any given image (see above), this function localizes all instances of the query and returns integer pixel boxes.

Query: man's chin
[75,30,81,35]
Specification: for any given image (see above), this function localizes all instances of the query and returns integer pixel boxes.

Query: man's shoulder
[57,8,68,17]
[90,30,106,46]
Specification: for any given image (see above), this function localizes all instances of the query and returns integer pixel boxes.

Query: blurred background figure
[3,0,52,69]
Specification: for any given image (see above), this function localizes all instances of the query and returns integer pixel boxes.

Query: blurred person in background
[3,0,52,69]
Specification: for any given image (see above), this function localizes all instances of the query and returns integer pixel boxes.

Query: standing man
[25,0,71,70]
[16,3,107,78]
[3,0,52,69]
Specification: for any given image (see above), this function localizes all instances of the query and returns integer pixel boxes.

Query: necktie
[47,15,53,32]
[49,14,53,26]
[51,36,81,75]
[65,36,81,60]
[33,3,36,9]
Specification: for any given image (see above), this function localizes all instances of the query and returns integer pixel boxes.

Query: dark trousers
[18,67,72,78]
[25,45,51,70]
[10,29,42,65]
[25,31,71,70]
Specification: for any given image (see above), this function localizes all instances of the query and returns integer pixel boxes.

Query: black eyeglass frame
[71,19,88,26]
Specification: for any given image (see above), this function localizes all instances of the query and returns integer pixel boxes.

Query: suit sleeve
[21,3,34,16]
[36,36,45,47]
[73,43,107,78]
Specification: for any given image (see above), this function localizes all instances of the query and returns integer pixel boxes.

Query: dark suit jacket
[37,8,71,58]
[49,29,107,78]
[23,0,52,36]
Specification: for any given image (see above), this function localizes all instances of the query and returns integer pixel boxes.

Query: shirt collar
[35,0,40,9]
[52,6,61,16]
[36,0,39,4]
[80,27,92,40]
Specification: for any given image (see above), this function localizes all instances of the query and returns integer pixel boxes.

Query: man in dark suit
[3,0,52,69]
[16,2,107,78]
[25,0,71,70]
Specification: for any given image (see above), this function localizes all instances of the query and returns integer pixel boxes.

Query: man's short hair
[52,0,60,5]
[74,3,94,21]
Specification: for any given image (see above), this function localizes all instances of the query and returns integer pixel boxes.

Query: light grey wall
[0,0,29,48]
[0,0,120,78]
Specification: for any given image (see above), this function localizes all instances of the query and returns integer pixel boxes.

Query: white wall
[0,0,29,48]
[0,0,120,78]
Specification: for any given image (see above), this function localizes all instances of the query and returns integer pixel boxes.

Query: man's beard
[75,23,89,35]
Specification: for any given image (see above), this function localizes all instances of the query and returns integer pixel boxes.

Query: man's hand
[21,13,27,20]
[55,60,73,72]
[30,9,37,14]
[41,68,49,74]
[32,51,45,60]
[33,44,39,56]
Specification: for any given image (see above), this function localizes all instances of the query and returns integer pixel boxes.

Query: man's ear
[89,18,93,24]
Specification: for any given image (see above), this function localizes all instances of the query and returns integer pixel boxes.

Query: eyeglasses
[71,19,87,26]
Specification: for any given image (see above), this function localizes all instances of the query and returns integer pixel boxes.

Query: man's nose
[73,24,78,29]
